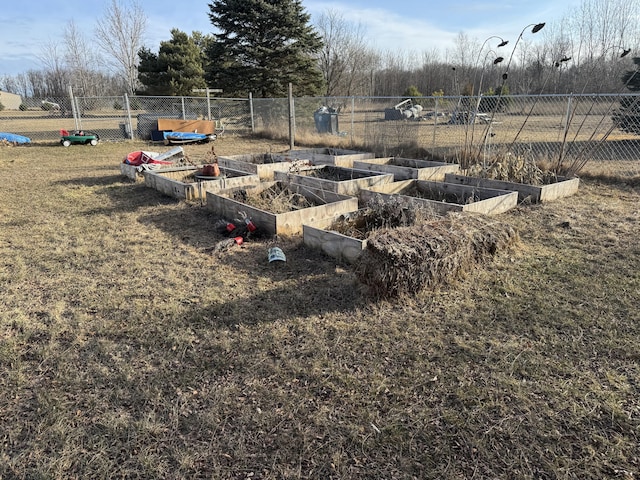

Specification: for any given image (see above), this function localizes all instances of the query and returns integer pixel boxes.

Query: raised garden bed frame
[144,165,260,201]
[206,181,359,236]
[443,173,580,203]
[359,180,518,215]
[353,157,460,181]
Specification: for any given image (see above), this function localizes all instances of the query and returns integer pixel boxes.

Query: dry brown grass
[1,135,639,479]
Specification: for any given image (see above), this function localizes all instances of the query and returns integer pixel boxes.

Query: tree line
[1,0,639,101]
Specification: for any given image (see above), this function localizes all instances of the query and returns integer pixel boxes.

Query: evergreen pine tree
[206,0,324,97]
[138,29,207,96]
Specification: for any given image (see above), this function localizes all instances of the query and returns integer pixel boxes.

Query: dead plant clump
[356,213,519,297]
[231,183,314,213]
[329,196,439,239]
[464,148,560,185]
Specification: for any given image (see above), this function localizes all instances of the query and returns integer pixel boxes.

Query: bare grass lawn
[1,135,639,479]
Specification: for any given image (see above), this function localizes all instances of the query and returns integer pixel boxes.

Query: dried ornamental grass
[356,213,519,297]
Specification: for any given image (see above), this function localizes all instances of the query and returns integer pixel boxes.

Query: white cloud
[305,1,459,56]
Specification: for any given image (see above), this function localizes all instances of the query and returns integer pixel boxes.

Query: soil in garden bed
[401,184,480,204]
[231,184,316,214]
[305,166,367,181]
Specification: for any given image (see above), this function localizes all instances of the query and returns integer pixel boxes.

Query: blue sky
[0,0,575,77]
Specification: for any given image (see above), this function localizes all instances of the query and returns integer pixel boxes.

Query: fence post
[351,96,355,146]
[68,85,79,131]
[563,94,573,134]
[124,93,134,139]
[432,97,439,150]
[249,92,255,133]
[181,97,186,119]
[288,83,295,149]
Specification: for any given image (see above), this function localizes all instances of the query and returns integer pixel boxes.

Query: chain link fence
[292,94,640,161]
[0,94,252,142]
[1,91,639,174]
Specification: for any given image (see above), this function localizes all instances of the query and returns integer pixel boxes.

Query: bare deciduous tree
[95,0,147,94]
[315,10,380,97]
[36,40,69,97]
[64,20,106,96]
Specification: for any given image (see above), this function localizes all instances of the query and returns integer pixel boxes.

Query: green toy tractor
[60,129,100,147]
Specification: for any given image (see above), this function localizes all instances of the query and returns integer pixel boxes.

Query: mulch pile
[355,213,519,297]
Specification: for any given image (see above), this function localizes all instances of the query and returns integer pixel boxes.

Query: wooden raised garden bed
[443,173,580,203]
[303,213,368,264]
[120,162,145,181]
[353,157,460,181]
[217,153,296,180]
[144,166,260,201]
[205,181,359,236]
[274,165,393,196]
[278,147,375,168]
[303,198,438,263]
[360,179,518,215]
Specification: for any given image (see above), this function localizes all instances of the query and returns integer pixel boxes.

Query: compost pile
[356,213,518,297]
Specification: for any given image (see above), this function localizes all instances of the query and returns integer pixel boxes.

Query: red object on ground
[124,151,174,166]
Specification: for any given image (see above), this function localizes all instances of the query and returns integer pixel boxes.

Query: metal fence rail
[1,92,639,173]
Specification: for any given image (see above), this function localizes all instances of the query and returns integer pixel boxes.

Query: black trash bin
[313,107,339,134]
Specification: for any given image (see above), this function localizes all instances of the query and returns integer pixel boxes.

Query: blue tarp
[162,131,214,145]
[0,132,31,144]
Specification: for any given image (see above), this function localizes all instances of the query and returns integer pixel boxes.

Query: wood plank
[444,174,580,203]
[156,119,216,134]
[303,223,366,264]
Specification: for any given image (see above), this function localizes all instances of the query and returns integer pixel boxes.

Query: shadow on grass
[192,271,367,327]
[52,174,129,188]
[135,206,369,324]
[136,203,224,247]
[579,173,640,188]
